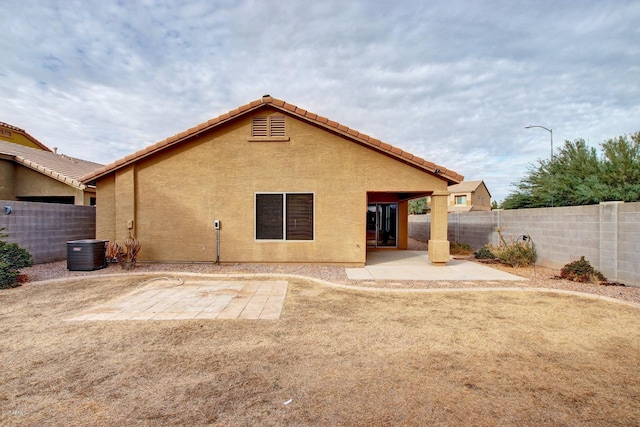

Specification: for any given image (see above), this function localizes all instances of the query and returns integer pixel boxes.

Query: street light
[525,125,554,207]
[525,125,553,160]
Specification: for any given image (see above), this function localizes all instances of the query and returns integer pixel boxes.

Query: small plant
[488,228,537,267]
[559,256,606,283]
[450,242,474,255]
[474,246,496,260]
[0,228,34,289]
[106,232,141,270]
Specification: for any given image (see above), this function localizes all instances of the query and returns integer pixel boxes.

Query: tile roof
[0,140,103,190]
[448,205,474,212]
[448,180,491,197]
[81,95,463,184]
[0,121,53,152]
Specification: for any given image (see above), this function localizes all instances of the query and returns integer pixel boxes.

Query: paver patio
[67,279,288,321]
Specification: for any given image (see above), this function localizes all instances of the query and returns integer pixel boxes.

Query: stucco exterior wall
[97,109,448,265]
[448,184,491,211]
[15,166,80,200]
[470,184,491,211]
[96,174,116,240]
[1,161,94,205]
[0,131,44,150]
[0,159,15,199]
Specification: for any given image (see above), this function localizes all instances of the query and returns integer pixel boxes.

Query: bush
[559,256,606,283]
[485,228,537,267]
[474,246,496,260]
[450,242,474,255]
[0,239,34,289]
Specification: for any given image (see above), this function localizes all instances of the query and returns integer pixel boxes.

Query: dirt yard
[2,275,640,426]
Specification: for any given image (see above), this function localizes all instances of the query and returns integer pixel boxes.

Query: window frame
[255,192,315,241]
[454,195,467,205]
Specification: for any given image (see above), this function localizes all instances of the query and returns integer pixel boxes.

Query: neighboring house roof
[448,180,491,198]
[0,121,53,151]
[0,140,103,190]
[448,205,474,212]
[81,95,464,184]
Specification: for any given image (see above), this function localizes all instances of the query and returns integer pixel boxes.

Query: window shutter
[286,193,314,240]
[269,116,286,137]
[252,117,268,137]
[256,194,283,239]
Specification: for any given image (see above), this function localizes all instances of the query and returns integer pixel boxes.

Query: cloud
[1,0,638,202]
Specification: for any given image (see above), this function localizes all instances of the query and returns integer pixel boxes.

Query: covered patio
[367,190,450,265]
[346,250,525,281]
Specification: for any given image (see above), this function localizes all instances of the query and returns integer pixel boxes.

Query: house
[81,95,463,266]
[0,140,102,205]
[0,121,53,151]
[447,180,491,212]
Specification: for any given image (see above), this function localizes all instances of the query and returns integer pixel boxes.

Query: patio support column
[428,190,450,265]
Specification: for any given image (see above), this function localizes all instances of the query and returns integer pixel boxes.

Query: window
[251,116,286,138]
[256,193,314,240]
[455,195,467,205]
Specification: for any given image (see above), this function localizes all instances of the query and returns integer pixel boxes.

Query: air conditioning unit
[66,239,108,271]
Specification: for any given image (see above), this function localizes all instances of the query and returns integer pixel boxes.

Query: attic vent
[252,116,286,137]
[252,117,268,137]
[270,116,285,137]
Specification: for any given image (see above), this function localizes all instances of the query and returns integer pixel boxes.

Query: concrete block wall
[494,205,601,269]
[618,203,640,285]
[409,201,640,286]
[0,200,96,264]
[448,211,497,247]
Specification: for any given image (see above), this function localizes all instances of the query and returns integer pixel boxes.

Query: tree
[409,197,428,214]
[599,132,640,202]
[503,132,640,209]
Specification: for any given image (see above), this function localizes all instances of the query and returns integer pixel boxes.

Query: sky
[1,0,639,203]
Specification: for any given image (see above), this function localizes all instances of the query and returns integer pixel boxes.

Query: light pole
[525,125,554,207]
[525,125,553,161]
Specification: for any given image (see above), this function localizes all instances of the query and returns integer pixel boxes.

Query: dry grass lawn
[1,275,640,426]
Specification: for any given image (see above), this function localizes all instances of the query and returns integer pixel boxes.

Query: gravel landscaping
[20,238,640,306]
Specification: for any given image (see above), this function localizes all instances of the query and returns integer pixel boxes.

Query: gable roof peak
[81,96,463,184]
[0,121,53,152]
[448,180,491,197]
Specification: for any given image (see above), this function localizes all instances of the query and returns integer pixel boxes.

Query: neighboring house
[0,121,53,151]
[447,180,491,212]
[81,95,463,266]
[0,140,102,205]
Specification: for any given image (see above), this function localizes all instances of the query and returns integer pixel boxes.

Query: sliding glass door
[366,203,398,248]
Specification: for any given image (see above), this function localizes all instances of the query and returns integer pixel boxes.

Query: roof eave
[15,156,86,190]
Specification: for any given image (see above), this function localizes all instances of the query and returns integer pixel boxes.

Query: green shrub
[474,246,496,260]
[450,242,474,255]
[559,256,605,283]
[0,230,34,289]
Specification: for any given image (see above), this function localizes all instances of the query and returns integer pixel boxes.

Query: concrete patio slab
[346,251,526,281]
[67,279,288,321]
